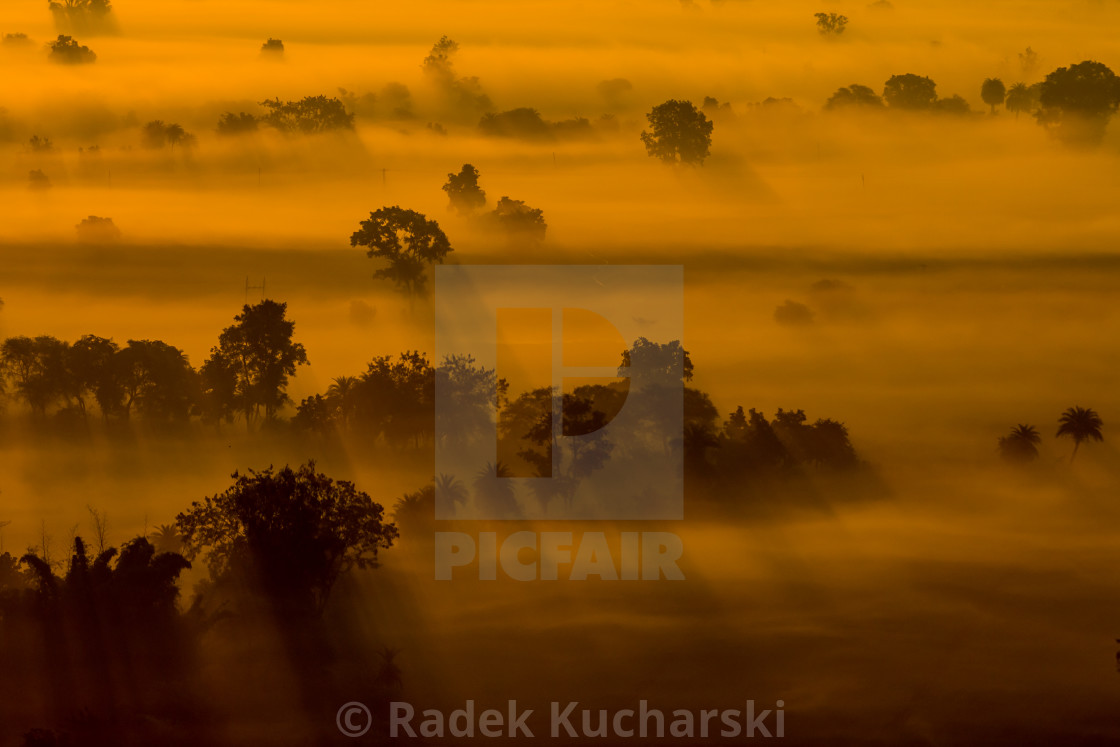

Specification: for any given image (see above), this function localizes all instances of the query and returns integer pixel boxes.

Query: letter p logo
[435,266,684,520]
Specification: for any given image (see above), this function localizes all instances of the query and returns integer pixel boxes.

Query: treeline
[0,462,401,745]
[0,299,306,433]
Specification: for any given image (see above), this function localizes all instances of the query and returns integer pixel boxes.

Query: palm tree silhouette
[472,462,518,517]
[326,375,360,427]
[1056,406,1103,463]
[434,473,468,513]
[998,424,1041,462]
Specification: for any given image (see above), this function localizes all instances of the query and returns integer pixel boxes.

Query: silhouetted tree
[1005,82,1036,118]
[422,36,492,117]
[825,84,884,110]
[75,215,120,242]
[933,95,972,115]
[1056,406,1103,463]
[488,196,546,244]
[28,135,53,152]
[0,336,69,416]
[210,300,308,425]
[2,32,33,47]
[27,169,51,190]
[981,78,1006,114]
[47,34,95,64]
[195,349,238,429]
[442,164,486,214]
[216,111,259,135]
[47,0,113,33]
[350,206,453,293]
[478,108,552,139]
[640,99,714,165]
[260,38,284,57]
[115,339,196,423]
[998,424,1041,463]
[814,12,848,36]
[1038,60,1120,143]
[472,462,518,517]
[175,462,398,618]
[883,74,938,110]
[259,95,354,134]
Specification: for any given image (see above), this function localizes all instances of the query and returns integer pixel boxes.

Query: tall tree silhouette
[998,424,1041,463]
[981,78,1007,114]
[442,164,487,214]
[175,462,397,619]
[210,300,308,426]
[350,206,453,294]
[1056,406,1103,463]
[640,100,714,165]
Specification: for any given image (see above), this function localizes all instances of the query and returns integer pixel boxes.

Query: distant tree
[1005,82,1036,118]
[824,84,884,110]
[933,95,972,115]
[143,120,196,151]
[596,77,634,109]
[981,78,1006,114]
[640,99,714,165]
[216,111,259,135]
[1038,60,1120,143]
[210,300,308,425]
[488,196,546,244]
[392,484,436,535]
[2,33,34,47]
[998,424,1041,463]
[442,164,486,214]
[115,339,196,423]
[175,462,398,618]
[422,36,492,116]
[883,74,938,110]
[47,0,113,32]
[1056,406,1103,463]
[353,352,434,446]
[259,95,355,134]
[75,215,120,242]
[478,107,552,139]
[260,38,284,57]
[1019,46,1039,76]
[27,169,51,190]
[28,134,53,152]
[68,334,118,419]
[0,336,69,415]
[196,350,238,429]
[47,34,96,64]
[350,206,453,293]
[814,12,848,36]
[774,300,814,325]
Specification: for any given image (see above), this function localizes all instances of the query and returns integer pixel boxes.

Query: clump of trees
[825,84,884,110]
[442,163,486,214]
[422,36,492,118]
[2,32,34,47]
[1037,60,1120,143]
[47,0,114,34]
[640,99,714,165]
[997,406,1104,464]
[814,12,847,36]
[478,108,592,141]
[75,215,120,242]
[28,169,51,190]
[488,196,547,244]
[176,462,397,619]
[0,300,307,433]
[216,111,259,135]
[259,95,355,134]
[981,78,1006,114]
[142,120,197,150]
[260,38,284,57]
[350,206,453,294]
[47,34,96,64]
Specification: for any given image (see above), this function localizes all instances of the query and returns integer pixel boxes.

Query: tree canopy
[640,99,714,165]
[350,206,453,293]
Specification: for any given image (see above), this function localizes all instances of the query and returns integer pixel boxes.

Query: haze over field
[1,0,1119,744]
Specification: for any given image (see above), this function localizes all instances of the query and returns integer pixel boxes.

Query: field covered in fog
[2,0,1120,744]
